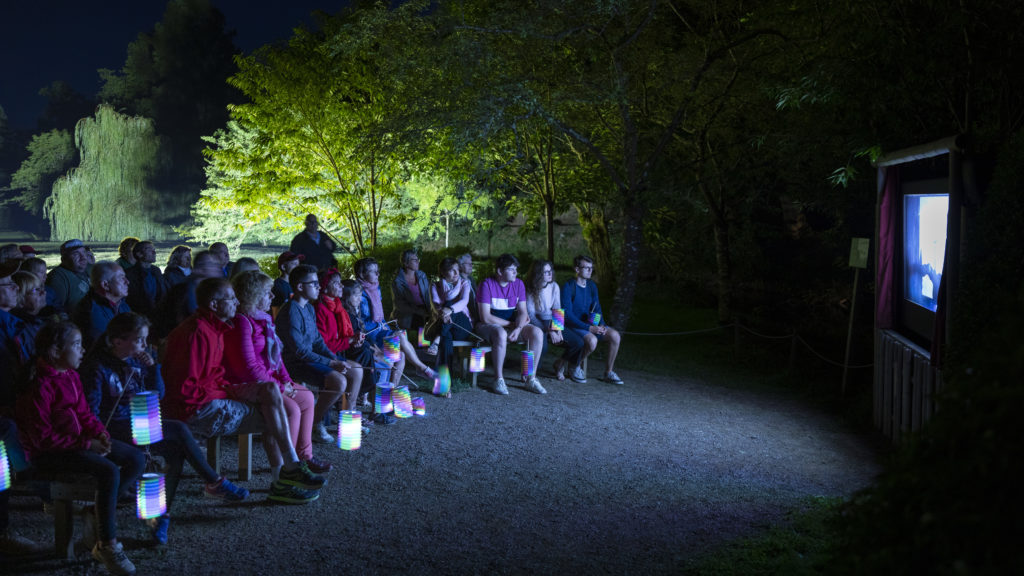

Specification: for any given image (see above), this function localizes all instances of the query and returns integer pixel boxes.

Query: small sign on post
[843,238,870,395]
[849,237,870,269]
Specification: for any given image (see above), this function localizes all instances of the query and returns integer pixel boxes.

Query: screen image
[903,193,948,312]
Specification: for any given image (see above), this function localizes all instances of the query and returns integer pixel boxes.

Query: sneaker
[603,371,624,385]
[418,366,438,380]
[0,529,49,556]
[491,378,509,395]
[372,412,395,426]
[91,541,136,576]
[305,456,333,474]
[268,481,320,504]
[204,477,250,502]
[149,515,170,546]
[313,423,333,444]
[524,377,547,394]
[361,425,371,435]
[570,366,587,384]
[278,462,327,490]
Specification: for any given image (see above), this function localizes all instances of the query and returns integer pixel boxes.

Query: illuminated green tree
[9,129,77,216]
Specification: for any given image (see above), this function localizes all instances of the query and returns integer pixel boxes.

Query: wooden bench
[48,475,98,559]
[205,432,257,481]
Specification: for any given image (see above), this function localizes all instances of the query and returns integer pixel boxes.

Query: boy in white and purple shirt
[475,254,547,395]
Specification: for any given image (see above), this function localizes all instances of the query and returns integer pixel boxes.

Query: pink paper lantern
[551,309,565,331]
[432,365,451,396]
[337,410,361,450]
[383,334,402,363]
[521,350,535,379]
[136,473,166,520]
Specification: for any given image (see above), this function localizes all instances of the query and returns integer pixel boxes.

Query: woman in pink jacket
[16,321,144,575]
[222,271,331,477]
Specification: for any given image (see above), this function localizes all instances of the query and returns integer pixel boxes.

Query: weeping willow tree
[46,105,172,241]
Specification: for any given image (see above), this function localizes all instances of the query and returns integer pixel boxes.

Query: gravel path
[5,361,881,575]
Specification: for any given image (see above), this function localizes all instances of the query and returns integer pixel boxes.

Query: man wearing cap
[18,246,38,259]
[272,251,304,310]
[46,239,91,313]
[289,214,336,272]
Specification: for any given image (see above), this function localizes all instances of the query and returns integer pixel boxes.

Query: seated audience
[391,249,430,331]
[272,251,303,310]
[164,245,192,287]
[224,271,331,474]
[115,237,139,270]
[458,253,479,323]
[562,255,623,384]
[162,277,325,504]
[341,278,397,425]
[0,262,31,410]
[80,312,249,546]
[276,265,360,443]
[524,259,581,381]
[208,242,233,278]
[73,261,131,350]
[475,253,547,395]
[427,257,474,367]
[45,239,91,313]
[16,321,145,575]
[11,271,50,358]
[354,257,437,381]
[155,250,223,339]
[125,240,167,318]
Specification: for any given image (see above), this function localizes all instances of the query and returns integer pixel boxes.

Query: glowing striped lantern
[375,382,394,414]
[433,365,451,396]
[412,397,426,416]
[589,312,602,326]
[393,386,413,418]
[551,309,565,331]
[0,441,10,492]
[521,350,536,379]
[130,391,163,445]
[136,473,166,520]
[417,326,430,347]
[383,334,402,363]
[469,348,486,373]
[337,410,361,450]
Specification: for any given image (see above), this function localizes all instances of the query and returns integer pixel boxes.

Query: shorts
[187,399,263,439]
[476,322,532,344]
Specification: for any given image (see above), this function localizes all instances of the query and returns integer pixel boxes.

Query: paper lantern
[130,391,163,445]
[469,348,486,373]
[589,312,602,326]
[412,397,426,416]
[393,386,413,418]
[136,473,166,520]
[417,326,430,347]
[0,441,10,492]
[521,350,536,379]
[375,382,394,414]
[432,365,451,396]
[383,334,402,363]
[337,410,361,450]
[551,309,565,331]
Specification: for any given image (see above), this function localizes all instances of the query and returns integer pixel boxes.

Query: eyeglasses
[579,266,593,271]
[299,280,320,287]
[216,296,239,303]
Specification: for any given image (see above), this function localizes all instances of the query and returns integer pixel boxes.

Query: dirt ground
[3,359,881,575]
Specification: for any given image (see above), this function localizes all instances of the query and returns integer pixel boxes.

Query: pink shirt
[222,310,291,387]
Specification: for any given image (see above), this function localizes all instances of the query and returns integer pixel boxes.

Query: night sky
[1,1,349,129]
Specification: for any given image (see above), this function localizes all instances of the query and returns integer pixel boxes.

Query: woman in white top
[524,259,577,380]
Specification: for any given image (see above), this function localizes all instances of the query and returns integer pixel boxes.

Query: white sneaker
[603,371,624,385]
[92,541,136,576]
[313,423,333,444]
[570,366,587,383]
[491,378,509,395]
[524,377,547,395]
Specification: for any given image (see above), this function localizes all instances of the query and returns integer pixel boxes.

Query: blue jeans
[29,439,145,542]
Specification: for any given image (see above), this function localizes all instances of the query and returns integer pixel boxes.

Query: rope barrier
[614,320,873,371]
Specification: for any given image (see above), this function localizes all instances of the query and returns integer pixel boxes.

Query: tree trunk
[545,198,555,263]
[609,194,643,330]
[712,216,733,324]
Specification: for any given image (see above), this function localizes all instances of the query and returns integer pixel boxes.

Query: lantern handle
[102,381,132,430]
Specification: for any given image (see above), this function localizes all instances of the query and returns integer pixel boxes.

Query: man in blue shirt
[561,255,623,385]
